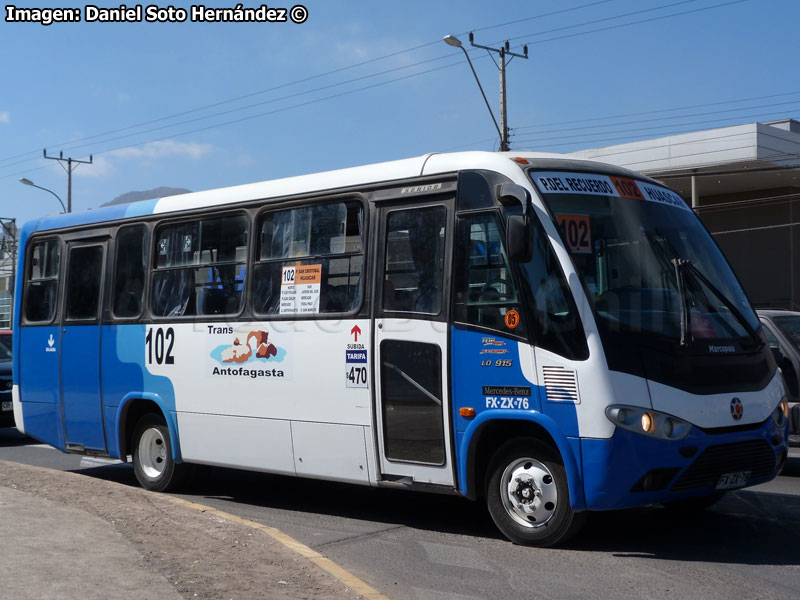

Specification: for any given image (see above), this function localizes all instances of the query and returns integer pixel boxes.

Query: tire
[485,438,586,547]
[132,413,186,492]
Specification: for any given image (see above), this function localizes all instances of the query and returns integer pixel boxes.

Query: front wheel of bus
[132,413,186,492]
[486,438,585,547]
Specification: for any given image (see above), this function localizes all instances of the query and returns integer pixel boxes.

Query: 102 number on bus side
[146,327,175,365]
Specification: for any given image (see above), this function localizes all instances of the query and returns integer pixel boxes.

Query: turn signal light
[512,157,529,164]
[772,398,789,427]
[606,405,691,440]
[460,407,476,418]
[641,412,655,433]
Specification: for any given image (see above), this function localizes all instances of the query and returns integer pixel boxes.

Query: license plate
[716,471,751,490]
[1,401,11,412]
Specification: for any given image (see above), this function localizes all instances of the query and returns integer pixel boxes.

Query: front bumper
[581,415,788,510]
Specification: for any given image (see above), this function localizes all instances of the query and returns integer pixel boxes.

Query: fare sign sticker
[280,264,322,314]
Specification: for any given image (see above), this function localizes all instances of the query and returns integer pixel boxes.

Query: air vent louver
[542,366,579,404]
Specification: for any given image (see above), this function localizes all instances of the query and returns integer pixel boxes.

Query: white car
[758,310,800,445]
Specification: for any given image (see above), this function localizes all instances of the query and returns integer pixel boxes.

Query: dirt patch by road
[0,460,364,600]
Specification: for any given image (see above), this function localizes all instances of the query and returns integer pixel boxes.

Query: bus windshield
[529,170,759,346]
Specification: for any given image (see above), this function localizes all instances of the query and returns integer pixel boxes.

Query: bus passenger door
[373,200,455,487]
[60,240,108,452]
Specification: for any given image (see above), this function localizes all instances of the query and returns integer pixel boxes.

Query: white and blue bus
[12,151,789,546]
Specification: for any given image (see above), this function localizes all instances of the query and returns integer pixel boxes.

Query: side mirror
[779,355,799,400]
[771,347,784,364]
[497,183,530,217]
[497,183,533,262]
[507,214,532,262]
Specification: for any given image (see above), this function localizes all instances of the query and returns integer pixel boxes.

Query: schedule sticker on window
[280,264,322,314]
[557,214,592,254]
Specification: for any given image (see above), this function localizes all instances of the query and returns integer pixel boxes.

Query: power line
[0,54,469,171]
[471,0,620,34]
[512,91,800,132]
[0,58,466,182]
[578,144,800,174]
[697,192,800,215]
[505,0,749,51]
[491,0,700,48]
[0,0,621,168]
[510,99,800,138]
[43,150,93,213]
[513,109,800,151]
[451,93,800,151]
[2,0,751,175]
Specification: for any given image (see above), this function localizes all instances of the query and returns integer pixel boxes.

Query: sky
[1,0,799,228]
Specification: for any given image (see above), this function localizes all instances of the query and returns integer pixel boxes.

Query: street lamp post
[443,34,504,148]
[444,33,528,151]
[19,178,67,213]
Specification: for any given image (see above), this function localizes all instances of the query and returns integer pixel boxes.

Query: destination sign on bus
[531,171,690,212]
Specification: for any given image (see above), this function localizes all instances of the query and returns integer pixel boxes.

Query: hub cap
[138,427,167,480]
[500,458,557,529]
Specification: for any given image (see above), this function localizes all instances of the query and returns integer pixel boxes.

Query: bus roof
[27,150,647,233]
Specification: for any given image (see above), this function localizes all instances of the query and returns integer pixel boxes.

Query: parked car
[0,330,12,427]
[758,310,800,445]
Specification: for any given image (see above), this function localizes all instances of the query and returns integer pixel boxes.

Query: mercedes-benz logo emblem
[730,397,743,421]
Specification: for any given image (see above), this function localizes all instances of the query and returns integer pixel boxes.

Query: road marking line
[168,496,391,600]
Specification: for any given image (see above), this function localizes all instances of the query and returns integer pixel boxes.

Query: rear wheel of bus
[132,413,187,492]
[486,438,586,547]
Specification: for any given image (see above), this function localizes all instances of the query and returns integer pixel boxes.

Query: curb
[168,496,392,600]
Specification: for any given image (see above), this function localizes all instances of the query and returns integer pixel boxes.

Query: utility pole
[0,218,16,328]
[43,149,93,213]
[468,34,528,151]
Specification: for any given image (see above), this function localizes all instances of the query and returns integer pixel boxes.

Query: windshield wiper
[672,258,692,347]
[645,229,759,348]
[671,257,760,348]
[639,229,693,347]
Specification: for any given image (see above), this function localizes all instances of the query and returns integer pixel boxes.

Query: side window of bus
[518,221,589,360]
[113,225,147,318]
[252,201,363,315]
[383,206,446,315]
[24,239,61,323]
[151,214,248,317]
[65,245,105,321]
[454,213,524,334]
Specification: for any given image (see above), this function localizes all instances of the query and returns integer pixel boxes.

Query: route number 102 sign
[557,214,592,254]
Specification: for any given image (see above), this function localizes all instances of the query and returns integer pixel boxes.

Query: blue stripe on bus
[449,326,585,508]
[102,324,180,460]
[30,198,159,232]
[15,323,180,459]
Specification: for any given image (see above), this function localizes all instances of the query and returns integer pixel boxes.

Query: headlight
[606,405,691,440]
[772,397,789,427]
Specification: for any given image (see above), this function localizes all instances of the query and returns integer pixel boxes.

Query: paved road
[3,428,800,600]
